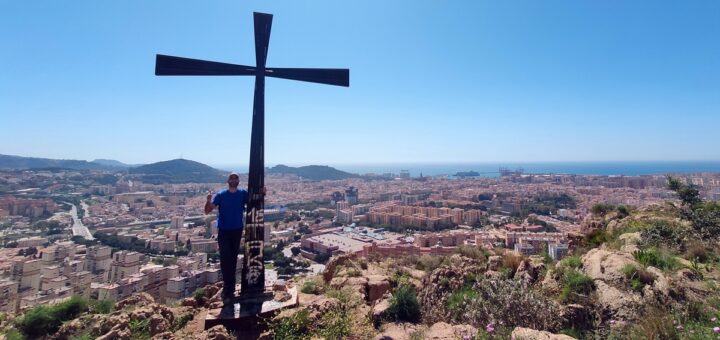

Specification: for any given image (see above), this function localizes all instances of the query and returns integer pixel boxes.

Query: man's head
[227,173,240,188]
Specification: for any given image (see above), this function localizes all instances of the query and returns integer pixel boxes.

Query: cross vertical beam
[241,12,272,296]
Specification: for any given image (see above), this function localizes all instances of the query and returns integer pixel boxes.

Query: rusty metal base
[204,286,298,337]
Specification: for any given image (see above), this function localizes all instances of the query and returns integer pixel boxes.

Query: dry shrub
[501,251,523,276]
[460,278,563,332]
[685,243,710,262]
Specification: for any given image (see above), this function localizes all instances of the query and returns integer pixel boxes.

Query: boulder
[646,266,670,297]
[149,313,170,336]
[594,280,643,322]
[152,331,175,340]
[514,258,545,284]
[581,248,639,284]
[204,283,221,299]
[424,322,477,339]
[672,269,714,302]
[374,322,422,340]
[116,292,155,309]
[93,313,129,336]
[181,297,197,308]
[372,298,391,326]
[52,318,85,339]
[618,232,641,254]
[206,325,233,340]
[97,324,132,340]
[367,275,391,302]
[511,327,575,340]
[561,304,593,331]
[305,297,341,323]
[540,270,561,293]
[419,256,485,324]
[323,254,353,283]
[274,290,292,303]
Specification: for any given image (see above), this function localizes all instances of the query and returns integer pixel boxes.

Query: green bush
[561,269,595,303]
[271,309,311,340]
[193,288,206,303]
[387,284,421,323]
[591,203,616,216]
[317,307,352,340]
[171,313,194,332]
[461,278,563,332]
[622,264,655,293]
[446,286,478,319]
[89,299,114,314]
[5,329,26,340]
[345,267,362,277]
[640,221,685,252]
[585,229,609,248]
[456,244,486,261]
[633,247,678,271]
[560,255,582,269]
[15,296,90,338]
[415,255,442,272]
[15,305,57,339]
[129,318,150,339]
[688,201,720,240]
[301,281,319,294]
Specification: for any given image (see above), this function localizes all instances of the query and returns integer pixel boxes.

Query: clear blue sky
[1,1,719,166]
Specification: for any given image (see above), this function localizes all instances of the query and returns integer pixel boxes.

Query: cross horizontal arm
[155,54,256,76]
[266,67,349,87]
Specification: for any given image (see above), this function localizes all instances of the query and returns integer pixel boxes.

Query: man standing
[205,172,248,305]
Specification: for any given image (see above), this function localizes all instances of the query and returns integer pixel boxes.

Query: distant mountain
[0,154,120,171]
[92,159,135,168]
[129,159,226,184]
[267,164,356,181]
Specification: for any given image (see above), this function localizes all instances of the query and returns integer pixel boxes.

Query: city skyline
[2,1,719,164]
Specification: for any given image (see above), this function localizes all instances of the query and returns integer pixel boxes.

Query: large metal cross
[155,12,349,297]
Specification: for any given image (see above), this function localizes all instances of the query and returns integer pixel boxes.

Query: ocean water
[213,161,720,177]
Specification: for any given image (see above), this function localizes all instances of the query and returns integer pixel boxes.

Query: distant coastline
[213,161,720,178]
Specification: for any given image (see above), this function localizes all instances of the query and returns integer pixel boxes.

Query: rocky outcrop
[330,276,368,299]
[367,275,391,302]
[305,296,342,325]
[323,254,355,283]
[618,232,641,254]
[114,292,154,309]
[511,327,575,340]
[581,248,638,284]
[425,322,478,339]
[594,280,643,322]
[514,257,546,284]
[204,325,233,340]
[374,323,422,340]
[561,304,594,332]
[418,255,485,324]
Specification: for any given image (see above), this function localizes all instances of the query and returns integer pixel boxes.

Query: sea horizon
[211,160,720,178]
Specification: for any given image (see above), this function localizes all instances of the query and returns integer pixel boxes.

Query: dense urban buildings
[1,167,719,314]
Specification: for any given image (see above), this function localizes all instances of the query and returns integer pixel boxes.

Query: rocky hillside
[267,200,720,339]
[3,185,720,339]
[1,284,235,340]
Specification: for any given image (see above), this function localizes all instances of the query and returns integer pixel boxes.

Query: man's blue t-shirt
[212,189,248,230]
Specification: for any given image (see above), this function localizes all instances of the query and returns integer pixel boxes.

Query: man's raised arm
[204,191,216,214]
